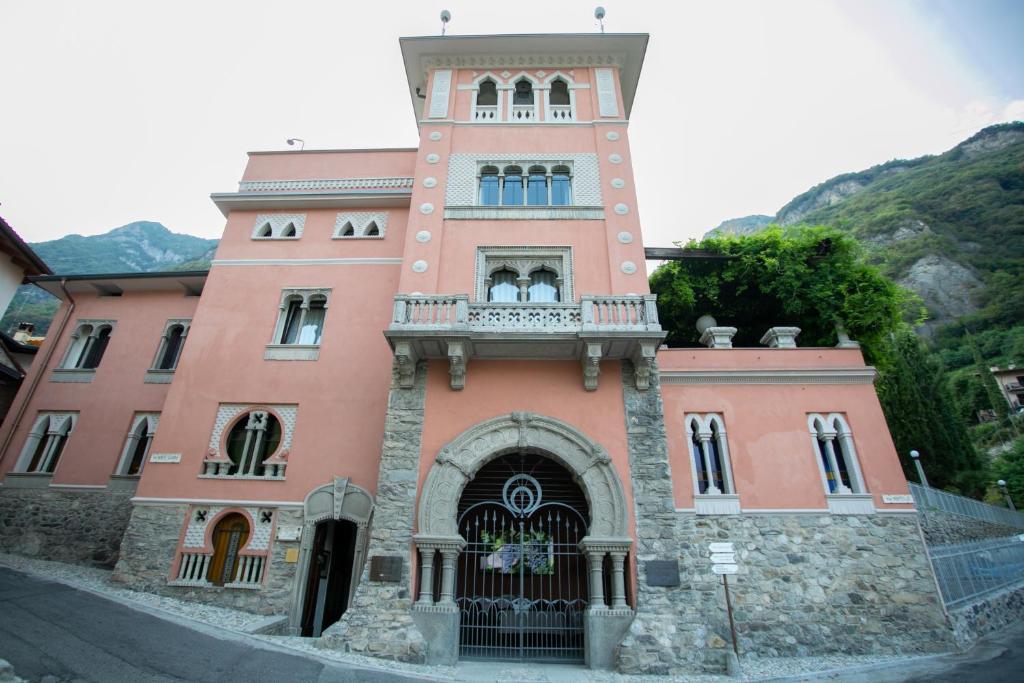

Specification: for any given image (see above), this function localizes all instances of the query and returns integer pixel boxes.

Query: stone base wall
[112,503,301,616]
[0,486,134,568]
[918,508,1020,546]
[950,582,1024,649]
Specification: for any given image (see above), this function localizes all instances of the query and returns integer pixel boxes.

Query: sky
[1,0,1021,248]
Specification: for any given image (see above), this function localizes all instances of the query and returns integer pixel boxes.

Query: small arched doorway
[456,452,589,662]
[207,513,249,586]
[300,519,358,636]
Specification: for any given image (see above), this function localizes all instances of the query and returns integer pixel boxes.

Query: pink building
[0,33,950,673]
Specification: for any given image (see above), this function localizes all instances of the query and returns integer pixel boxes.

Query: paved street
[0,567,423,683]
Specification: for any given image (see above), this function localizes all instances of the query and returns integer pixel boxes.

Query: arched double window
[62,322,114,370]
[252,214,305,239]
[488,269,519,303]
[486,266,563,303]
[275,290,329,346]
[226,411,282,477]
[118,414,159,476]
[526,268,560,303]
[686,414,736,496]
[809,413,866,495]
[18,413,75,474]
[477,162,573,207]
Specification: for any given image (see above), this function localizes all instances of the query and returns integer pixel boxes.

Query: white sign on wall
[428,69,453,119]
[149,453,181,464]
[882,494,914,504]
[709,541,740,576]
[276,526,302,542]
[712,564,739,575]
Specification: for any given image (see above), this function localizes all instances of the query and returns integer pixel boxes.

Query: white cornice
[211,191,411,217]
[659,367,877,385]
[212,258,403,267]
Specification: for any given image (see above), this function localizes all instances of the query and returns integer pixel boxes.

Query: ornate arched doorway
[456,452,589,661]
[413,413,634,668]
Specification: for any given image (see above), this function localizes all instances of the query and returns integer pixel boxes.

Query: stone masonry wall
[0,487,134,568]
[318,362,427,662]
[950,582,1024,649]
[616,362,954,675]
[112,503,301,616]
[918,507,1021,546]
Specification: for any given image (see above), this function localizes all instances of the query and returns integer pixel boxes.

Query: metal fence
[928,535,1024,609]
[908,482,1024,530]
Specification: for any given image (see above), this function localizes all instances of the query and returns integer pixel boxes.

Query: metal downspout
[0,279,76,468]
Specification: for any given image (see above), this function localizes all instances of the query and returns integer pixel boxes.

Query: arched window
[208,513,250,585]
[281,223,297,237]
[551,165,571,206]
[298,296,326,345]
[158,325,185,370]
[810,413,865,495]
[513,79,534,105]
[477,79,497,106]
[527,165,548,206]
[479,166,500,205]
[488,269,519,303]
[686,414,736,500]
[549,78,570,106]
[67,324,112,370]
[365,222,380,237]
[21,414,74,474]
[226,411,282,477]
[527,268,559,303]
[279,296,304,344]
[502,166,524,206]
[256,223,272,237]
[340,222,355,237]
[120,415,157,476]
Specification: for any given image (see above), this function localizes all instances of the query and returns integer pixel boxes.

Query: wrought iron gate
[456,454,588,662]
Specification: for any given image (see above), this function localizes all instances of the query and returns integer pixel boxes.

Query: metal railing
[928,535,1024,609]
[908,482,1024,530]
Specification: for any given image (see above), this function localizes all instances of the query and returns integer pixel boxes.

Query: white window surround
[265,288,331,361]
[466,71,581,123]
[475,246,574,303]
[333,212,388,239]
[115,413,160,476]
[252,214,305,240]
[14,412,77,474]
[808,413,873,515]
[202,404,296,479]
[684,413,739,515]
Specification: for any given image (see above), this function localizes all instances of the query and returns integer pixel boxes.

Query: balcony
[472,105,498,122]
[547,104,574,122]
[384,294,665,391]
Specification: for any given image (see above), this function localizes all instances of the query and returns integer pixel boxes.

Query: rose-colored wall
[659,348,913,511]
[0,290,199,485]
[240,149,417,182]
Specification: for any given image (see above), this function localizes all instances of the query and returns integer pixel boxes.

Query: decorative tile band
[238,177,415,193]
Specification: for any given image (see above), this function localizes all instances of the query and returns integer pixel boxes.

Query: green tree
[991,439,1024,510]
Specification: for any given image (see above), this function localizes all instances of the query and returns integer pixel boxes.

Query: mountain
[1,221,218,335]
[705,214,774,237]
[706,122,1024,333]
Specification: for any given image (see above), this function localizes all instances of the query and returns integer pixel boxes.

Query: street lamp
[909,450,929,488]
[997,479,1016,512]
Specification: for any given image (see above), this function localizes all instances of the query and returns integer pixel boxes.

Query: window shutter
[595,68,619,117]
[428,69,453,118]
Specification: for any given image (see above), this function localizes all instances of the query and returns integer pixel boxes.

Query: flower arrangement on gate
[479,528,554,575]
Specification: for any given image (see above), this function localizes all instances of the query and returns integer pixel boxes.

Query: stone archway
[412,412,633,668]
[286,477,374,635]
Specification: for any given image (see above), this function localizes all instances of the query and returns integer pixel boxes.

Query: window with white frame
[16,413,75,474]
[225,411,281,477]
[251,214,305,240]
[478,163,572,207]
[151,320,190,371]
[472,77,499,121]
[685,414,736,496]
[476,246,573,304]
[272,289,330,346]
[117,413,159,476]
[808,413,867,495]
[60,321,115,370]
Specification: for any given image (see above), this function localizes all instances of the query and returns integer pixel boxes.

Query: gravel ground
[0,552,923,682]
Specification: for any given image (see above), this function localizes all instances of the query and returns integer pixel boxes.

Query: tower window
[476,162,574,208]
[549,79,570,106]
[513,79,534,105]
[502,166,524,206]
[477,79,497,106]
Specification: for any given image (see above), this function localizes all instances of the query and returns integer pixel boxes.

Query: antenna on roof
[286,138,305,151]
[594,6,606,33]
[440,10,451,36]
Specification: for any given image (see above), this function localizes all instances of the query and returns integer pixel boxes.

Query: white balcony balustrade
[511,105,535,121]
[386,294,665,391]
[472,105,498,122]
[547,104,573,122]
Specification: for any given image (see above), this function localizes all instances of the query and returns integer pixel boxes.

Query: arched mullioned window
[155,322,188,370]
[527,268,559,303]
[207,513,250,585]
[225,411,282,477]
[477,162,573,208]
[118,414,158,476]
[479,166,500,205]
[63,322,114,370]
[502,166,524,206]
[18,413,75,474]
[809,413,866,495]
[488,269,520,303]
[550,165,572,205]
[685,414,735,496]
[527,165,548,206]
[275,289,330,346]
